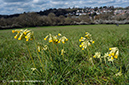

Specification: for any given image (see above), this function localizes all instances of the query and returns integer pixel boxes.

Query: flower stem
[33,36,44,71]
[25,43,36,68]
[56,45,59,56]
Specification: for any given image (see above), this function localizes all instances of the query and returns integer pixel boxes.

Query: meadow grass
[0,25,129,84]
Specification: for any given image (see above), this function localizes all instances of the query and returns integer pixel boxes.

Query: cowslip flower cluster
[44,33,68,44]
[107,47,119,62]
[79,32,95,50]
[93,47,119,62]
[12,29,34,41]
[115,71,122,76]
[37,43,48,52]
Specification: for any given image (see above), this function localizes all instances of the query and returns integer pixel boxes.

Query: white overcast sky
[0,0,129,15]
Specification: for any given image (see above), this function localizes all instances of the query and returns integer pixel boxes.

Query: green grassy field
[0,25,129,84]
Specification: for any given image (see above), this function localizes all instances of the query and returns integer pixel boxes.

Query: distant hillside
[0,8,79,18]
[0,6,129,29]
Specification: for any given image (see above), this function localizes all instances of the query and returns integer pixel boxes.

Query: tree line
[0,12,93,29]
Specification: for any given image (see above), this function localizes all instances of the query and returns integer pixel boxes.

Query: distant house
[114,9,127,15]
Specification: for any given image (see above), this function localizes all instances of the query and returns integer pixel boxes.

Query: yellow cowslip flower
[111,53,115,56]
[18,32,24,40]
[14,36,17,39]
[22,29,27,34]
[44,34,54,43]
[107,56,114,62]
[81,37,83,39]
[66,39,68,41]
[12,30,15,33]
[25,32,31,37]
[18,38,21,40]
[111,57,114,60]
[58,33,61,36]
[108,54,111,57]
[44,35,49,40]
[85,35,88,37]
[25,36,28,39]
[58,40,60,43]
[56,39,58,42]
[109,48,112,50]
[23,32,27,35]
[49,40,53,43]
[85,32,87,34]
[79,39,82,42]
[61,49,65,55]
[82,48,84,50]
[23,30,31,35]
[93,56,96,58]
[26,39,29,41]
[44,38,47,40]
[92,41,95,44]
[114,55,118,59]
[62,41,65,44]
[14,33,20,39]
[79,45,82,47]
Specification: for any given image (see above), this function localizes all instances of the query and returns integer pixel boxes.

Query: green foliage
[0,25,129,84]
